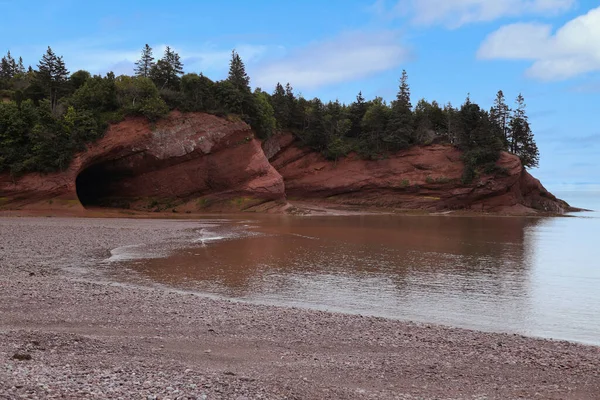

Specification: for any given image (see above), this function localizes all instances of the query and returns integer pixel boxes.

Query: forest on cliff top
[0,45,539,183]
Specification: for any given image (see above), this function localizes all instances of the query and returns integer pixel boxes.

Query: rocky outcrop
[0,112,285,212]
[267,133,571,215]
[0,114,571,215]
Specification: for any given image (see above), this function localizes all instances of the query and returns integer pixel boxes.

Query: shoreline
[1,217,599,399]
[0,199,590,220]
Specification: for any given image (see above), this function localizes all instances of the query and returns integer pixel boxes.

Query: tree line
[0,45,539,182]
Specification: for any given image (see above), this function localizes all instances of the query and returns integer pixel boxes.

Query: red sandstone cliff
[0,114,570,215]
[0,112,285,212]
[265,133,570,215]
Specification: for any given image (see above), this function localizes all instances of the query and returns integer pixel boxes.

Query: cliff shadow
[75,161,135,209]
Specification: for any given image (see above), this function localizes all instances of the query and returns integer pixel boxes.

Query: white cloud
[478,7,600,80]
[387,0,575,28]
[252,31,409,90]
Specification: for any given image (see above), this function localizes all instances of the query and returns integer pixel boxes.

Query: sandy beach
[1,216,599,399]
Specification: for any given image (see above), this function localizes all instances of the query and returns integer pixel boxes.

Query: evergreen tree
[361,97,390,156]
[490,90,510,148]
[270,82,290,129]
[180,73,215,112]
[252,88,277,139]
[17,57,25,75]
[1,51,15,80]
[284,83,301,129]
[385,70,414,150]
[227,50,250,92]
[509,94,539,168]
[348,91,367,138]
[150,46,183,90]
[414,99,435,143]
[444,102,461,144]
[36,46,69,114]
[134,44,155,78]
[303,98,326,150]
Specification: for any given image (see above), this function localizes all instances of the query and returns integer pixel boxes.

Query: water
[115,191,600,345]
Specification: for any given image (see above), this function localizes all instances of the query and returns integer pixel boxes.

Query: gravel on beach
[1,217,599,399]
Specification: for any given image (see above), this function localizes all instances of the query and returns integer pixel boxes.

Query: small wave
[192,236,226,244]
[104,244,149,262]
[290,233,320,240]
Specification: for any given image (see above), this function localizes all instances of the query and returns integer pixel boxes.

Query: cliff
[0,114,571,215]
[266,133,571,215]
[0,112,285,212]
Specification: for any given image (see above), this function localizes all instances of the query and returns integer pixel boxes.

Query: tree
[490,90,510,148]
[252,89,277,139]
[134,44,155,78]
[361,97,391,156]
[71,73,118,112]
[443,102,461,144]
[285,83,302,130]
[385,70,414,150]
[509,94,539,168]
[348,91,367,138]
[115,75,168,120]
[150,46,183,90]
[17,57,25,75]
[270,82,290,129]
[414,99,436,143]
[0,51,16,81]
[181,73,215,112]
[69,70,91,92]
[227,50,250,92]
[301,98,326,150]
[36,46,69,114]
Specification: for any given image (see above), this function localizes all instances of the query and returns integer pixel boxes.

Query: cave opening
[76,161,133,208]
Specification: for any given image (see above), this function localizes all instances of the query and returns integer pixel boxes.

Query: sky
[1,0,599,190]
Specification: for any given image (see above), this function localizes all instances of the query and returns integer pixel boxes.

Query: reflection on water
[117,192,600,345]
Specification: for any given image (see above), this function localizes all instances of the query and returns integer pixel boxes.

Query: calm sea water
[115,191,600,345]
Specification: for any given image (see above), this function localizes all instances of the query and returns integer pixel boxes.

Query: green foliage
[509,94,539,168]
[150,46,183,90]
[69,70,91,92]
[134,44,155,78]
[70,73,118,112]
[115,75,168,120]
[360,97,391,158]
[251,89,276,139]
[36,47,69,115]
[180,73,215,112]
[0,45,541,177]
[227,50,250,92]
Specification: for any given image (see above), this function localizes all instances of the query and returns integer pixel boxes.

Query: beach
[1,217,599,399]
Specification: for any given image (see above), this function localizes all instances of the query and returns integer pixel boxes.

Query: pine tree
[17,57,25,75]
[150,46,183,90]
[0,55,10,81]
[284,83,302,130]
[490,90,510,148]
[509,94,539,168]
[348,91,367,137]
[271,82,289,129]
[37,46,69,114]
[361,97,391,156]
[0,51,16,80]
[227,50,250,92]
[385,70,414,150]
[134,44,155,78]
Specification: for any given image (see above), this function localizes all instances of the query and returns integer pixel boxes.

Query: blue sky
[1,0,599,190]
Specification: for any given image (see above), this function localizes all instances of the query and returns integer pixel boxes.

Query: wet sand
[1,217,599,399]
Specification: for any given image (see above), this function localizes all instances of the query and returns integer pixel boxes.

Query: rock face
[267,133,570,214]
[0,112,285,211]
[0,115,570,215]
